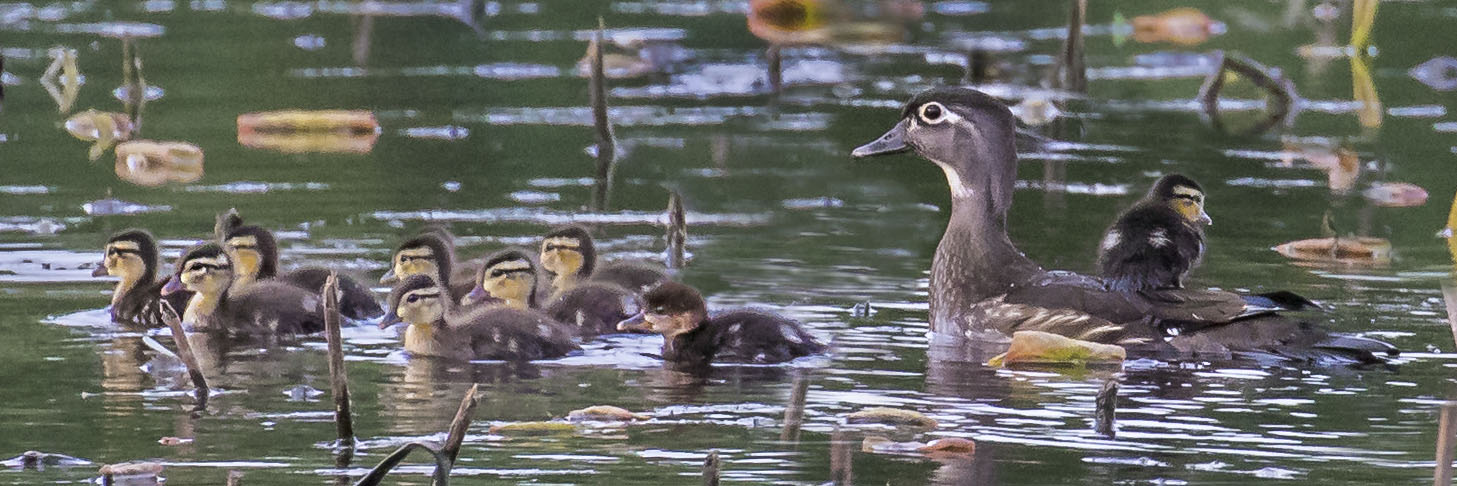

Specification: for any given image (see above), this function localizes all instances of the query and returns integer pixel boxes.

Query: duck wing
[225,281,326,335]
[279,268,385,320]
[454,307,579,360]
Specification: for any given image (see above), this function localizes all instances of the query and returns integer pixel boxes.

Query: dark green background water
[3,1,1457,484]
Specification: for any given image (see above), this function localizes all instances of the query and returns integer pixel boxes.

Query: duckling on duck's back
[161,243,326,335]
[617,281,825,368]
[383,274,579,361]
[851,86,1397,364]
[222,224,383,319]
[1098,174,1211,292]
[93,229,190,327]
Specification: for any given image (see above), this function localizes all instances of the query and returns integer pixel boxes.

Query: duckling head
[95,229,159,290]
[540,225,596,280]
[467,248,539,309]
[382,274,446,329]
[617,281,707,337]
[1149,174,1212,226]
[852,87,1019,213]
[162,243,234,299]
[381,233,452,285]
[222,225,280,286]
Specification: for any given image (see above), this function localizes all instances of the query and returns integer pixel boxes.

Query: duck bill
[851,119,911,158]
[379,269,397,284]
[91,263,109,277]
[377,312,403,330]
[616,312,650,333]
[1199,210,1213,226]
[465,285,487,303]
[160,275,183,295]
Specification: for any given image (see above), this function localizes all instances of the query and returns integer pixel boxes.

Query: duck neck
[228,273,256,295]
[929,164,1040,334]
[185,289,225,329]
[404,320,448,357]
[112,272,145,308]
[550,272,581,297]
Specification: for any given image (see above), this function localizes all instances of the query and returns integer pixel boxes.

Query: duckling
[381,274,579,361]
[1097,174,1212,292]
[159,243,326,335]
[92,229,190,327]
[466,248,639,338]
[221,225,383,320]
[381,230,479,302]
[540,225,669,296]
[851,87,1397,363]
[617,281,825,368]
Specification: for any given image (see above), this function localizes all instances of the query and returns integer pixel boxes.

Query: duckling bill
[617,282,825,368]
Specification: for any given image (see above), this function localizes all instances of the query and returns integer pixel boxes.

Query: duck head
[540,225,596,281]
[852,87,1019,216]
[381,274,447,329]
[1148,174,1212,226]
[162,243,234,299]
[617,281,707,337]
[95,229,159,293]
[466,248,539,309]
[382,233,453,285]
[222,225,280,289]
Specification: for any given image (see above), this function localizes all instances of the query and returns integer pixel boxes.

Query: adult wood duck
[540,225,669,296]
[381,229,479,303]
[851,87,1397,363]
[1098,174,1211,292]
[160,243,326,335]
[466,247,641,338]
[221,224,384,320]
[617,281,826,369]
[381,274,579,361]
[92,229,191,327]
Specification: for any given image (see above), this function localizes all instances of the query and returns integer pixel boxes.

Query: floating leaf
[988,331,1126,367]
[1131,8,1216,46]
[1273,237,1392,265]
[567,405,649,422]
[114,140,204,187]
[236,110,379,154]
[1363,182,1428,207]
[487,421,576,435]
[844,407,937,428]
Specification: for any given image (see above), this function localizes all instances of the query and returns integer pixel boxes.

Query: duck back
[669,310,824,366]
[545,282,636,337]
[223,281,327,335]
[452,306,580,361]
[278,267,384,319]
[592,262,669,294]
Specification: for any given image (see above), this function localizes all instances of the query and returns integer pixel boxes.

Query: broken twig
[160,302,208,414]
[323,273,355,447]
[441,384,481,465]
[666,191,687,269]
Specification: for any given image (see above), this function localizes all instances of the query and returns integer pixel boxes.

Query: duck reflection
[378,358,541,436]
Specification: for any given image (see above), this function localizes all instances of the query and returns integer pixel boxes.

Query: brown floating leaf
[844,407,937,428]
[746,0,903,46]
[987,330,1126,367]
[157,437,192,446]
[1363,182,1428,207]
[98,461,164,477]
[114,140,204,186]
[236,110,379,154]
[488,421,577,435]
[916,437,977,455]
[567,405,649,422]
[1273,237,1392,265]
[1131,8,1217,45]
[861,436,976,457]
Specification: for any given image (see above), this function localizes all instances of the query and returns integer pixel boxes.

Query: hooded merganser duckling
[1097,174,1212,292]
[92,229,191,327]
[617,281,825,368]
[381,274,579,361]
[160,243,326,335]
[851,87,1397,363]
[381,230,480,303]
[540,225,669,296]
[221,225,383,320]
[466,248,639,338]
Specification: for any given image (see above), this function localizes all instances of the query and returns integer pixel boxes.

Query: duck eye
[918,102,946,125]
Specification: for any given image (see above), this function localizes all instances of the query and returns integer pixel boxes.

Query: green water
[3,1,1457,484]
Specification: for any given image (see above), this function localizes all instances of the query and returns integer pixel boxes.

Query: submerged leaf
[844,407,937,428]
[988,331,1126,367]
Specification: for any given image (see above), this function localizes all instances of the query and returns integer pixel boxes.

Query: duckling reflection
[382,275,578,361]
[221,224,383,319]
[1097,174,1211,292]
[618,282,825,370]
[93,229,189,328]
[379,359,546,437]
[160,243,326,335]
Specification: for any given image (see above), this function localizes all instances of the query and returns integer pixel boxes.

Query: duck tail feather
[1243,290,1324,312]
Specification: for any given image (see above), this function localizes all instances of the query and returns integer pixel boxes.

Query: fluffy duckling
[92,229,191,327]
[540,225,669,296]
[381,230,479,302]
[617,282,825,368]
[1097,174,1212,292]
[466,248,639,338]
[160,243,326,335]
[382,274,579,361]
[222,225,383,319]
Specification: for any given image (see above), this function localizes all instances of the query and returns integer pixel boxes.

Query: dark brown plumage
[93,229,191,327]
[383,274,579,361]
[1097,174,1209,292]
[618,282,825,369]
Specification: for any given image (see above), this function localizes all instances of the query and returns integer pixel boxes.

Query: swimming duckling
[851,87,1396,363]
[160,243,326,335]
[92,229,190,327]
[467,248,638,338]
[221,225,384,319]
[381,274,579,361]
[540,225,669,296]
[617,282,825,368]
[1097,174,1212,292]
[381,230,479,302]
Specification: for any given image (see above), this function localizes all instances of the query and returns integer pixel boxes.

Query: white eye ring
[918,102,948,125]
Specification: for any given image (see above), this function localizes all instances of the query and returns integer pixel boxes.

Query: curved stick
[159,302,208,415]
[352,442,450,486]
